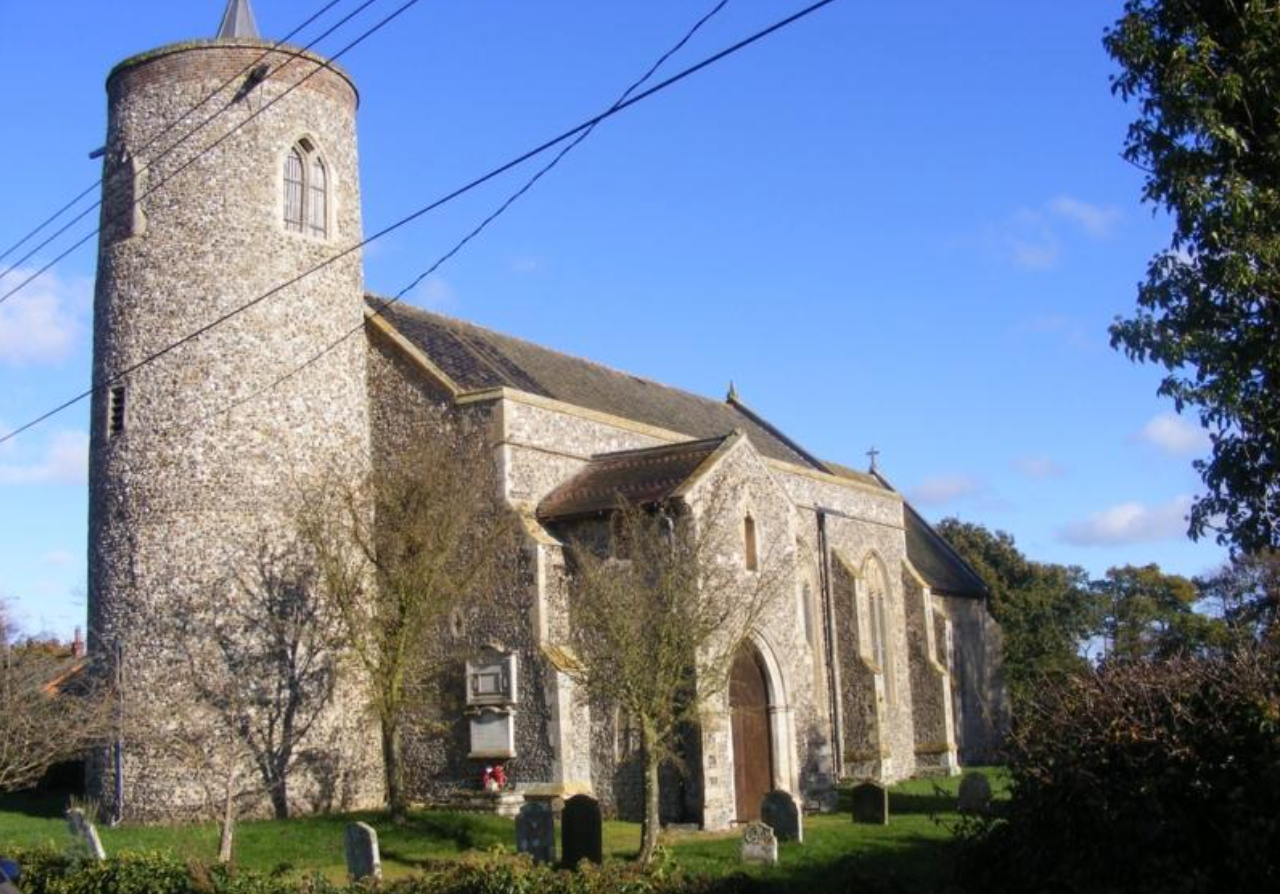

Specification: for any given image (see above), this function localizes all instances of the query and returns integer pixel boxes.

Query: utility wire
[222,0,735,424]
[0,0,353,269]
[0,0,409,306]
[0,0,840,447]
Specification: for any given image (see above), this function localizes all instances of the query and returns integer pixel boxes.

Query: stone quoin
[86,0,1007,827]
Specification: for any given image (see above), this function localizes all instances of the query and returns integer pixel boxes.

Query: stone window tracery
[283,139,328,238]
[862,557,896,703]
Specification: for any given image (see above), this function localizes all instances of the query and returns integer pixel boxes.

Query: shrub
[956,647,1280,893]
[0,849,768,894]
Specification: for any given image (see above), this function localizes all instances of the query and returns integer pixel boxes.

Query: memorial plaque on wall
[466,650,518,706]
[469,709,516,759]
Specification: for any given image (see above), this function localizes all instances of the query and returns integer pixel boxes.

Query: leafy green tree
[1105,1,1280,552]
[936,519,1097,701]
[1095,563,1229,660]
[1195,549,1280,643]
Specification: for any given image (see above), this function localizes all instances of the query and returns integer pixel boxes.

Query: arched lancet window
[284,148,304,233]
[744,514,759,571]
[863,558,896,703]
[283,139,328,238]
[307,156,327,237]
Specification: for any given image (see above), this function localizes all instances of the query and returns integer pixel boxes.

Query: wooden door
[730,646,773,823]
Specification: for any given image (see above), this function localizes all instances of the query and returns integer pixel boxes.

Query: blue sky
[0,0,1227,637]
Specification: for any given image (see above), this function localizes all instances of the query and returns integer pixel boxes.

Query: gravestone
[957,771,992,815]
[740,821,778,865]
[515,800,556,865]
[760,790,803,843]
[850,781,889,825]
[560,794,603,868]
[65,808,106,861]
[344,822,382,881]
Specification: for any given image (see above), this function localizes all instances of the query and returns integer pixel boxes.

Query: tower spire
[216,0,260,39]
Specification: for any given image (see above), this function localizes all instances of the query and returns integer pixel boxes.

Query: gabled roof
[370,299,823,469]
[538,436,727,521]
[903,504,989,599]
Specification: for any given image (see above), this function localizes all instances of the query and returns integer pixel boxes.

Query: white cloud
[410,275,457,309]
[0,430,89,485]
[0,268,90,366]
[42,549,75,567]
[907,474,981,507]
[1048,195,1122,239]
[997,209,1060,270]
[1137,412,1210,456]
[1013,455,1066,480]
[1058,495,1192,546]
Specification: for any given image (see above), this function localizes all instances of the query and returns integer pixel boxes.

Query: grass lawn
[0,770,1005,893]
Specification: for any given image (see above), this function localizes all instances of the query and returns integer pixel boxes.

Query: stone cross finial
[867,446,880,473]
[217,0,260,39]
[727,380,740,403]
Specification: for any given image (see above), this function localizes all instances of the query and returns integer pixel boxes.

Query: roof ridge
[372,296,751,416]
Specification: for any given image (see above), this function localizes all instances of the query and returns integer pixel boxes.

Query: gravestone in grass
[560,794,603,868]
[344,821,382,881]
[957,771,992,815]
[761,789,803,843]
[850,781,889,825]
[741,821,778,865]
[65,808,106,861]
[516,800,556,864]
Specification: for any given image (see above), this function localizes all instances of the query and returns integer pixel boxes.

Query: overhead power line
[0,0,841,448]
[0,0,411,306]
[0,0,353,270]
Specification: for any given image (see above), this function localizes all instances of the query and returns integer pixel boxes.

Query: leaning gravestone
[957,771,992,815]
[850,781,889,825]
[65,808,106,861]
[740,821,778,865]
[344,822,382,881]
[560,794,603,868]
[516,800,556,865]
[760,790,803,843]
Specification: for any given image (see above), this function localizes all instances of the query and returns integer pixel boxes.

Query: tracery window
[284,139,327,238]
[863,558,896,702]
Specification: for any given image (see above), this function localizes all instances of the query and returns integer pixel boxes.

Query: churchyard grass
[1,769,1005,892]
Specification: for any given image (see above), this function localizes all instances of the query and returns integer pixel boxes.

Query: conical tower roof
[216,0,259,39]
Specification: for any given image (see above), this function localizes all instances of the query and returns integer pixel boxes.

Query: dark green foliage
[956,647,1280,894]
[1105,0,1280,552]
[1094,564,1230,660]
[1196,549,1280,642]
[935,519,1096,702]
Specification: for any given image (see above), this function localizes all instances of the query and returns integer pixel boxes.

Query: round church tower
[87,0,378,818]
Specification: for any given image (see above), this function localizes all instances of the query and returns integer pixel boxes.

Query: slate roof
[370,299,822,468]
[903,504,989,599]
[371,299,989,600]
[538,436,726,520]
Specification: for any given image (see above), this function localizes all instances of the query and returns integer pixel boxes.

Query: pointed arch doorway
[730,643,774,823]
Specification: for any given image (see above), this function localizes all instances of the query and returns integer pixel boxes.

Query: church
[86,1,1005,828]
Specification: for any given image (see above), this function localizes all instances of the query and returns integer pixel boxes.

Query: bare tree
[561,487,786,864]
[0,613,115,794]
[302,415,521,821]
[141,533,345,860]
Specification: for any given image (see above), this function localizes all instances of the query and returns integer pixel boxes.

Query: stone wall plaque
[561,794,603,868]
[516,800,556,864]
[850,781,889,825]
[468,709,516,759]
[466,650,518,707]
[761,790,803,843]
[740,821,778,865]
[344,822,382,881]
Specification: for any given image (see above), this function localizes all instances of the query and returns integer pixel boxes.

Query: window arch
[862,556,896,703]
[284,139,328,238]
